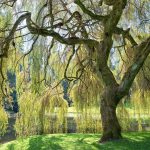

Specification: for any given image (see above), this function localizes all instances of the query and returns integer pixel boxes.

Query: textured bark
[100,101,122,142]
[100,99,122,142]
[100,86,122,143]
[95,42,123,142]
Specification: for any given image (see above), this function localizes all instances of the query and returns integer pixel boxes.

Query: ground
[0,132,150,150]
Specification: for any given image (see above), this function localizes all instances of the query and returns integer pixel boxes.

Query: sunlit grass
[0,132,150,150]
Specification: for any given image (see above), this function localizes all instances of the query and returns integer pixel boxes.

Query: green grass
[0,132,150,150]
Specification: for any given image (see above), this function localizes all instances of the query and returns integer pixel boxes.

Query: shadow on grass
[92,132,150,150]
[28,136,63,150]
[2,132,150,150]
[27,134,100,150]
[25,134,100,150]
[7,143,16,150]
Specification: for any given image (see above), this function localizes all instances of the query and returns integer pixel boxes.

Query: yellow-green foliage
[117,90,150,132]
[39,90,68,134]
[15,92,40,137]
[131,90,150,131]
[0,104,8,136]
[117,102,131,131]
[71,69,103,110]
[70,69,103,133]
[15,85,150,136]
[75,111,102,133]
[15,88,68,137]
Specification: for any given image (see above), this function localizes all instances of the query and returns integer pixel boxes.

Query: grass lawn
[0,132,150,150]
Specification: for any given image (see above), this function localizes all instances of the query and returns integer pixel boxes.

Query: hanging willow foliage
[70,68,104,133]
[9,86,150,138]
[15,87,68,137]
[0,49,16,137]
[131,90,150,131]
[0,103,8,136]
[116,90,150,132]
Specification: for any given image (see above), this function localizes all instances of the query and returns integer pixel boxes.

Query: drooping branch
[36,3,47,24]
[41,38,54,85]
[47,0,54,27]
[64,45,76,81]
[118,37,150,98]
[0,58,7,96]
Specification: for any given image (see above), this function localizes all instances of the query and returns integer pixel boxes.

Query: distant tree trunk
[100,86,122,142]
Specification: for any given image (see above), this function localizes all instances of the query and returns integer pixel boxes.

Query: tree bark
[99,86,122,143]
[97,37,150,142]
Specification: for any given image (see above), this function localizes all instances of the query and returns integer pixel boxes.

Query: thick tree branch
[94,43,118,87]
[28,27,98,45]
[0,12,99,58]
[74,0,106,21]
[0,13,30,58]
[103,0,115,6]
[0,0,17,7]
[117,37,150,98]
[85,0,127,87]
[114,27,138,46]
[102,0,127,62]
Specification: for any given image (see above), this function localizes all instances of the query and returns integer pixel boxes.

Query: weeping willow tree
[0,0,150,143]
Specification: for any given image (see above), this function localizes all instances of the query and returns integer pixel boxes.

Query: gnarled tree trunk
[98,37,150,143]
[99,86,122,142]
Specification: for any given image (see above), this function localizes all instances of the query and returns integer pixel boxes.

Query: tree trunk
[100,87,122,143]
